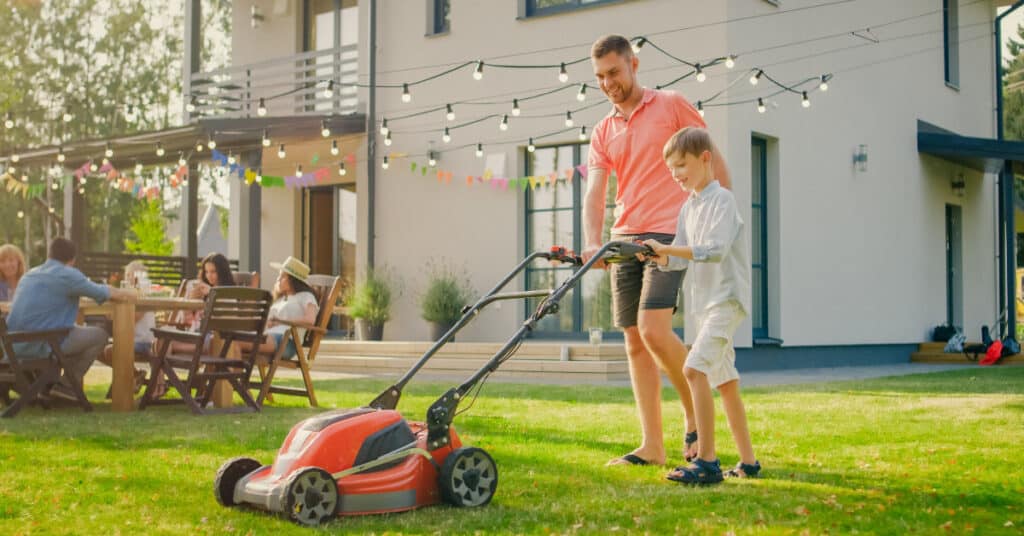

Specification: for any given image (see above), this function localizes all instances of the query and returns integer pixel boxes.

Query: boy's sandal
[666,458,723,485]
[724,460,761,479]
[684,430,698,462]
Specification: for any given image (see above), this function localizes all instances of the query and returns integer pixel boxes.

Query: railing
[79,252,239,288]
[186,45,360,120]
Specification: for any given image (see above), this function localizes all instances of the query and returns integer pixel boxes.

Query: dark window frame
[943,0,959,90]
[518,0,625,19]
[426,0,450,35]
[751,137,769,340]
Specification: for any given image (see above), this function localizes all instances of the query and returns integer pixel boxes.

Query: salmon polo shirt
[587,88,706,235]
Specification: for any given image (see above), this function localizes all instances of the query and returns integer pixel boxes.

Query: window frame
[517,0,625,19]
[426,0,450,36]
[943,0,959,90]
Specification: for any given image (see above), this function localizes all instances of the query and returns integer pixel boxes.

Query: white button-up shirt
[660,180,751,316]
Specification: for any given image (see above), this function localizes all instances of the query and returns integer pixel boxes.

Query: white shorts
[685,300,746,388]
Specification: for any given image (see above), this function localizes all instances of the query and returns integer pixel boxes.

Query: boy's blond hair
[663,126,715,161]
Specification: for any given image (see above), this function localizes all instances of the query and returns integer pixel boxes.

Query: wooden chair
[0,317,92,418]
[231,271,260,289]
[252,275,343,407]
[139,287,273,415]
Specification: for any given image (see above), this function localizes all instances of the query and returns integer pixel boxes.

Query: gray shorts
[610,233,684,328]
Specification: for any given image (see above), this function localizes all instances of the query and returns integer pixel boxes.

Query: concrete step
[318,340,627,361]
[311,354,630,382]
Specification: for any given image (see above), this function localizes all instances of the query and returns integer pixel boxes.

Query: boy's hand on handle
[639,239,669,266]
[581,244,607,270]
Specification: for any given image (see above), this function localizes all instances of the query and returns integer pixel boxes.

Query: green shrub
[345,268,393,324]
[421,264,473,325]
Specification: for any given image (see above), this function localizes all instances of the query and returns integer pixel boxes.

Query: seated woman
[0,244,26,302]
[250,256,318,359]
[170,253,237,354]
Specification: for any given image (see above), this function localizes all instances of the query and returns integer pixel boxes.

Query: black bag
[932,324,957,342]
[1001,336,1020,357]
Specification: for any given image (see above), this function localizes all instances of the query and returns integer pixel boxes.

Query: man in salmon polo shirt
[582,34,732,466]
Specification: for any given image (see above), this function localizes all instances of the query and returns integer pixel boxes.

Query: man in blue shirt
[7,238,136,398]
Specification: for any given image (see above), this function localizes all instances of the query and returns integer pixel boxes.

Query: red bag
[979,340,1004,366]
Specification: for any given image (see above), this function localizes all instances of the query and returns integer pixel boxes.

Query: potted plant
[421,262,473,342]
[346,268,393,341]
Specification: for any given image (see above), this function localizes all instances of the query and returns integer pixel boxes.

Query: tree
[124,199,175,256]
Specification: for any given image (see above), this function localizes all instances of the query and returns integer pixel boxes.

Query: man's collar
[607,87,656,119]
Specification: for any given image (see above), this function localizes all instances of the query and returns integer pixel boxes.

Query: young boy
[642,126,760,485]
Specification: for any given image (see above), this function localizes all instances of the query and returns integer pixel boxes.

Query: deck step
[312,353,630,381]
[317,340,627,361]
[910,341,1024,365]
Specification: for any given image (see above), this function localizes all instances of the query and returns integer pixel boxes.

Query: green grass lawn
[2,367,1023,535]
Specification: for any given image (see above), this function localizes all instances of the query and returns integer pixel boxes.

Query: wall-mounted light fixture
[952,174,966,197]
[250,5,265,29]
[853,144,868,172]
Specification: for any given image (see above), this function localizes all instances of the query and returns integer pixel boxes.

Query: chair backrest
[198,287,273,340]
[231,271,260,289]
[303,275,344,347]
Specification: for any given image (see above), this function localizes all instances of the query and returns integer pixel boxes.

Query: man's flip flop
[607,453,652,466]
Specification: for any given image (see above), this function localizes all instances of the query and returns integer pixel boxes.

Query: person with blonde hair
[0,244,27,301]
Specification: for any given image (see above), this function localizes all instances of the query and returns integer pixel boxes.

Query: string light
[57,147,66,163]
[3,113,12,129]
[750,69,763,85]
[695,64,706,83]
[207,136,216,150]
[104,143,113,158]
[631,37,646,54]
[255,168,263,184]
[321,119,331,137]
[51,182,59,190]
[428,151,437,167]
[475,143,484,158]
[511,99,521,117]
[62,111,73,122]
[527,138,536,153]
[401,83,411,103]
[125,104,137,122]
[89,162,98,172]
[134,162,143,173]
[473,61,484,80]
[257,98,267,116]
[499,114,509,131]
[10,154,19,163]
[564,111,574,128]
[330,139,339,156]
[697,101,704,117]
[262,129,271,147]
[338,162,347,176]
[102,157,109,166]
[446,104,455,121]
[78,187,85,194]
[380,118,389,136]
[49,206,55,214]
[384,131,392,146]
[178,153,187,167]
[323,80,334,99]
[156,142,165,157]
[228,153,237,165]
[725,55,736,69]
[186,97,197,113]
[577,84,587,102]
[20,175,27,183]
[195,140,204,152]
[578,126,587,141]
[295,165,303,177]
[558,63,568,83]
[757,98,766,114]
[819,75,829,92]
[442,127,451,143]
[16,210,23,219]
[382,155,390,169]
[277,144,286,159]
[801,91,811,108]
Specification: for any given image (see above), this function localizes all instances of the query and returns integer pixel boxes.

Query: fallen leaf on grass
[794,505,810,516]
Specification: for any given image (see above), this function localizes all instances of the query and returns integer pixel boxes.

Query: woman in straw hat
[249,256,319,358]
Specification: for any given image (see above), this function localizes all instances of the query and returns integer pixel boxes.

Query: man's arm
[711,145,731,190]
[108,287,138,302]
[581,167,610,267]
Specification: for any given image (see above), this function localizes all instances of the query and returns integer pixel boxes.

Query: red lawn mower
[213,241,651,526]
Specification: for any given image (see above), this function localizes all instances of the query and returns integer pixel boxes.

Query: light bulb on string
[578,126,587,141]
[207,136,216,150]
[4,112,13,129]
[473,61,484,80]
[757,98,766,114]
[512,99,521,117]
[78,187,85,195]
[577,84,587,101]
[321,119,331,137]
[801,91,810,108]
[57,147,66,163]
[697,101,705,117]
[564,111,574,128]
[384,131,392,146]
[228,153,236,165]
[125,104,137,122]
[102,157,109,166]
[750,69,763,85]
[295,165,303,178]
[261,129,271,147]
[255,168,263,184]
[16,210,23,219]
[186,97,197,113]
[330,139,339,156]
[104,143,113,158]
[323,80,334,99]
[819,75,829,92]
[338,162,347,176]
[475,143,484,158]
[81,176,89,184]
[725,55,736,69]
[195,140,204,152]
[527,138,536,153]
[134,162,143,174]
[428,151,437,167]
[277,144,286,159]
[20,175,27,183]
[499,114,509,131]
[178,153,187,167]
[631,37,646,54]
[62,111,73,122]
[156,142,165,157]
[446,104,455,121]
[51,182,59,191]
[695,64,706,83]
[380,118,389,136]
[401,83,411,103]
[558,63,568,83]
[10,154,19,163]
[382,155,389,169]
[442,127,451,143]
[89,162,97,172]
[257,98,267,116]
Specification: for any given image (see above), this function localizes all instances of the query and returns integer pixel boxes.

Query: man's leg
[59,325,108,389]
[638,307,696,456]
[615,325,666,465]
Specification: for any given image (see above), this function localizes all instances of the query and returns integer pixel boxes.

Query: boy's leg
[682,365,716,461]
[718,380,756,465]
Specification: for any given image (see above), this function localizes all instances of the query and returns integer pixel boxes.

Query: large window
[304,0,359,112]
[751,137,768,339]
[427,0,450,35]
[943,0,959,88]
[523,144,684,338]
[520,0,622,18]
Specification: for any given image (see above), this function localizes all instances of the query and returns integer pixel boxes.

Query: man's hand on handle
[581,244,607,270]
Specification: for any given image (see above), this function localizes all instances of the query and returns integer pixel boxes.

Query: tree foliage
[124,199,175,256]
